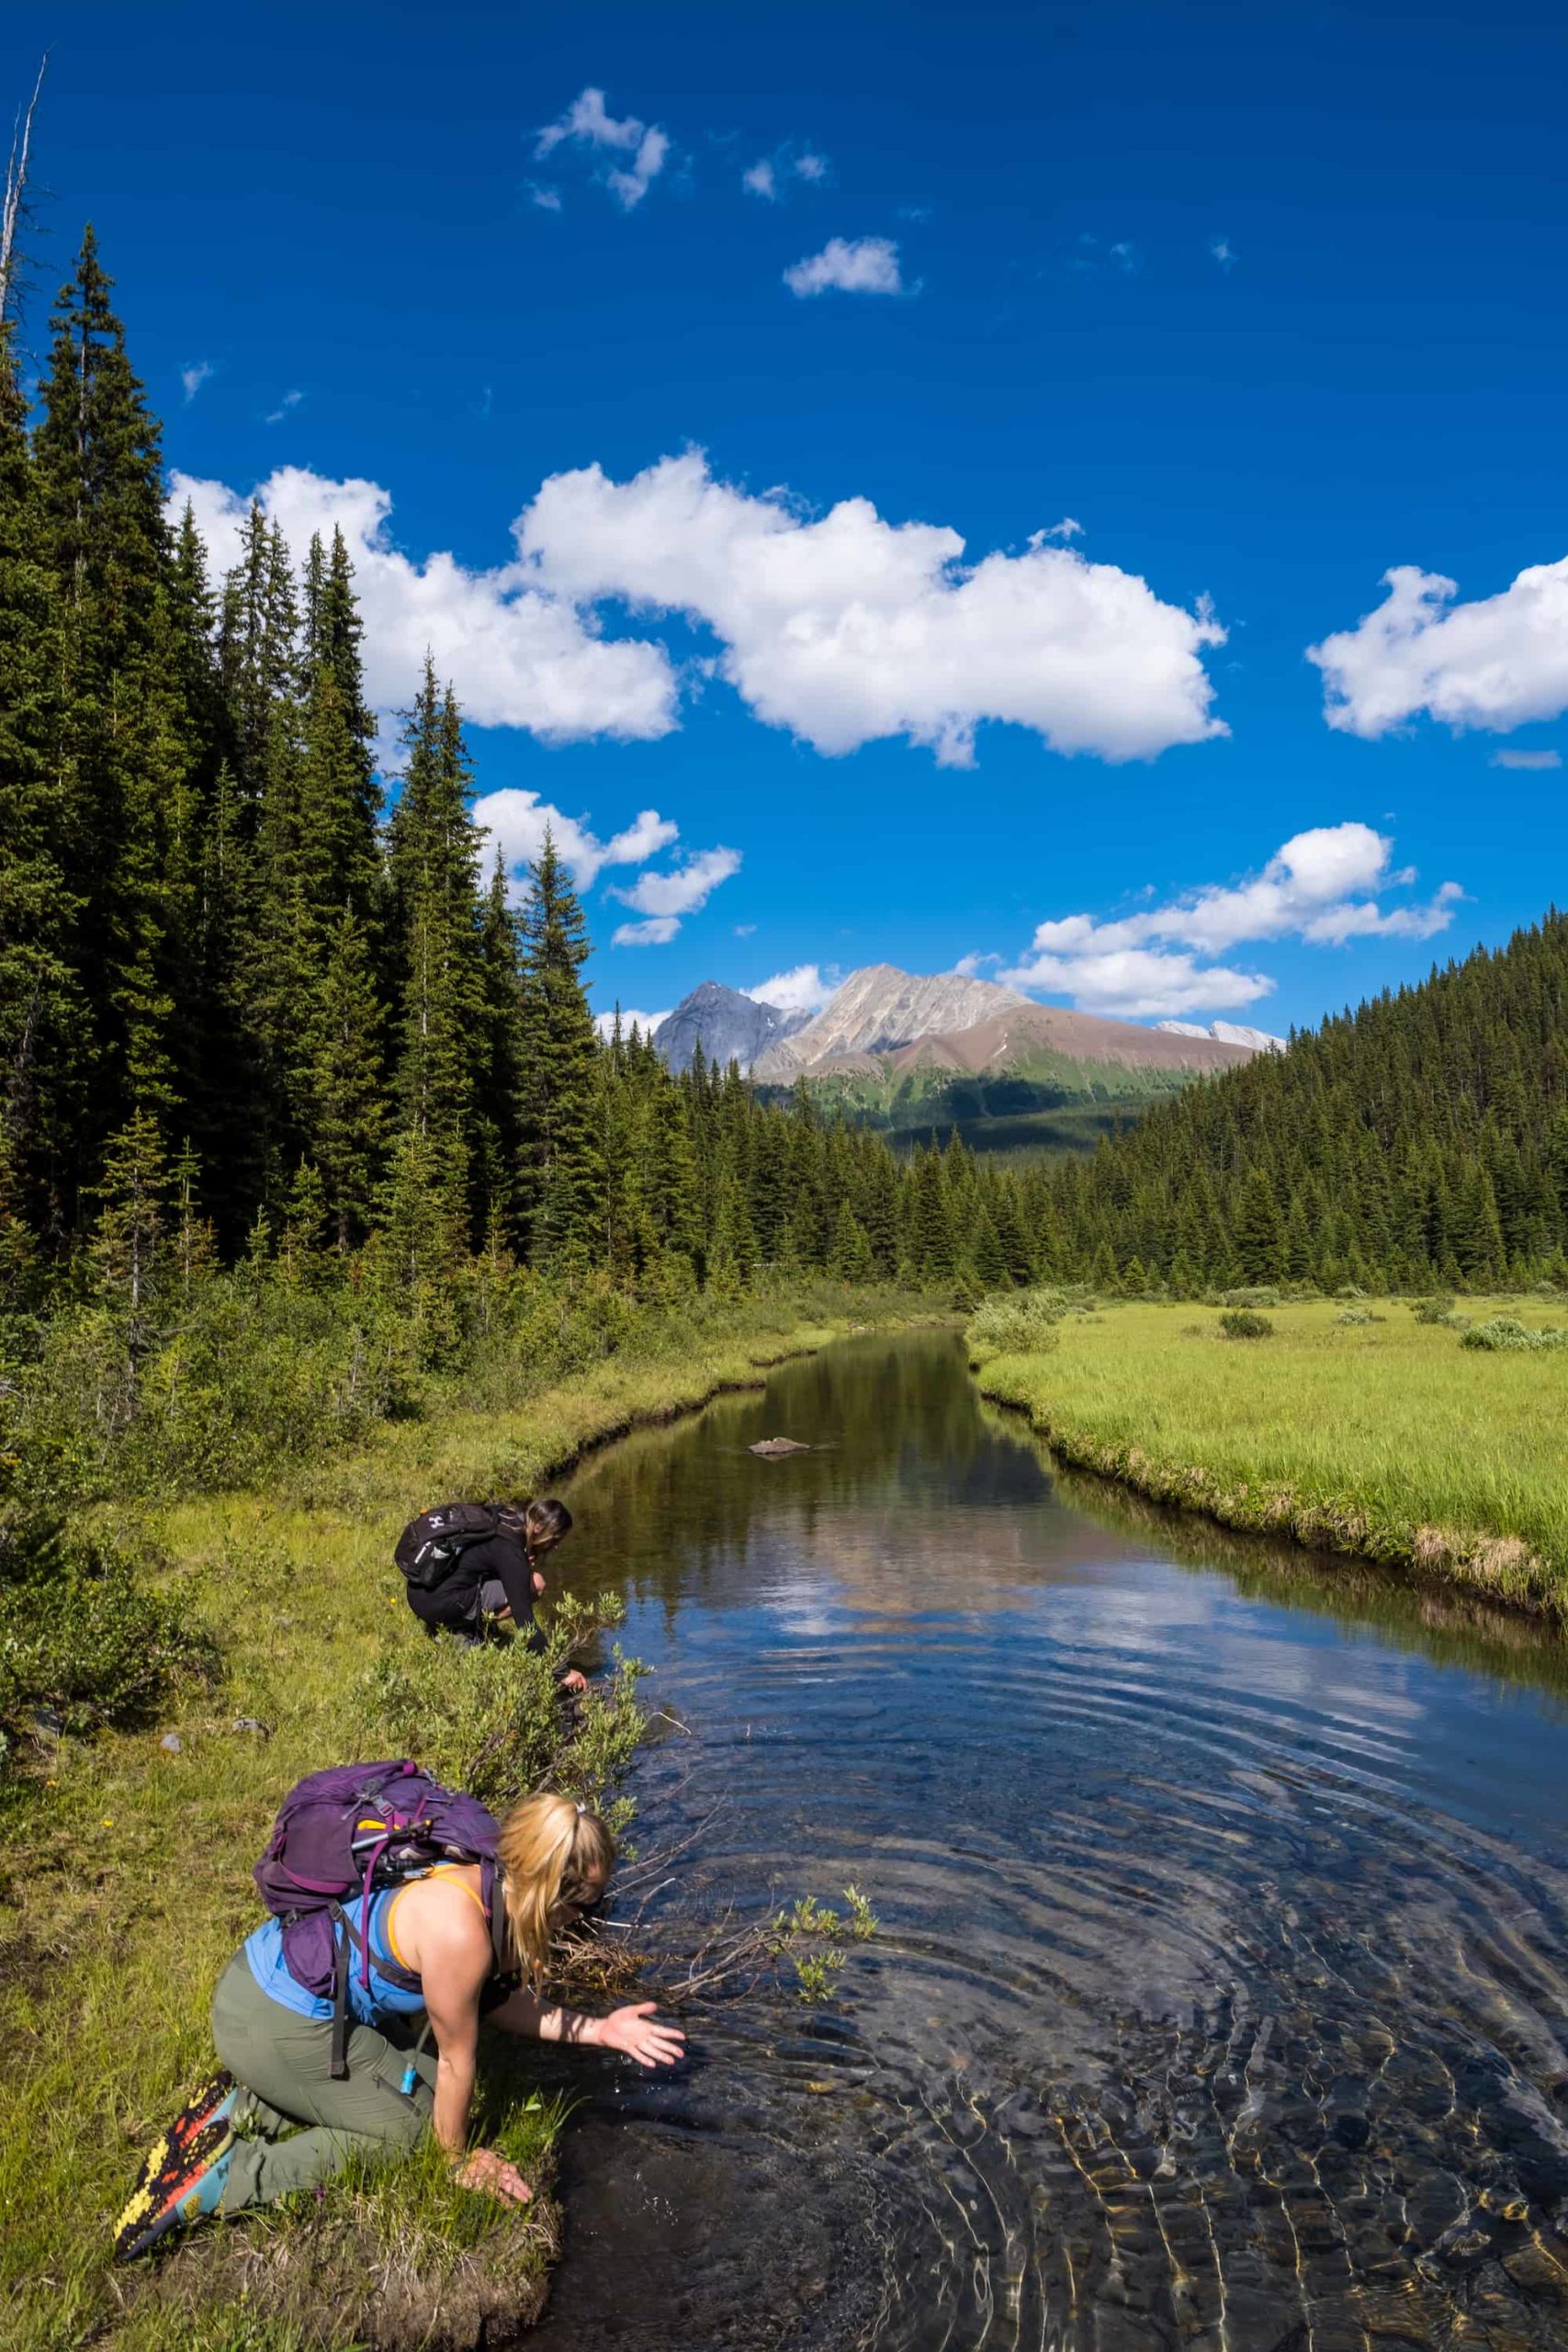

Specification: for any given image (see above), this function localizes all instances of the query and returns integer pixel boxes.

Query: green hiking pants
[210,1950,438,2211]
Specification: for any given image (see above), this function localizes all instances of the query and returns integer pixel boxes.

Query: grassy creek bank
[971,1295,1568,1621]
[0,1285,935,2352]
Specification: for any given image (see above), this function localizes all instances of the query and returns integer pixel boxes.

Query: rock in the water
[160,1732,183,1754]
[749,1436,811,1457]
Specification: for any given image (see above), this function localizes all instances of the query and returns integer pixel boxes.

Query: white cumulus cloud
[1491,747,1562,770]
[997,822,1463,1017]
[784,235,902,297]
[593,1006,671,1039]
[795,152,827,183]
[1209,236,1235,269]
[169,465,677,745]
[745,963,837,1014]
[1309,558,1568,739]
[608,845,742,945]
[516,449,1226,764]
[536,86,670,209]
[742,159,777,199]
[181,360,215,403]
[469,791,677,888]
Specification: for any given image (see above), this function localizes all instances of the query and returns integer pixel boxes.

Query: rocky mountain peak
[752,964,1031,1079]
[652,983,810,1075]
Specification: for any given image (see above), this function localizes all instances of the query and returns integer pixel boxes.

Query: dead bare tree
[0,55,47,328]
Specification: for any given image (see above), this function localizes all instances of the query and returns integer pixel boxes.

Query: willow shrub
[1461,1317,1568,1352]
[1218,1307,1275,1340]
[0,1524,215,1753]
[965,1284,1080,1361]
[355,1593,649,1834]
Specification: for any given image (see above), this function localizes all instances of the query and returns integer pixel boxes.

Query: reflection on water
[528,1331,1568,2352]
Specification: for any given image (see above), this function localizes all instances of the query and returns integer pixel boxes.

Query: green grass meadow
[972,1296,1568,1612]
[0,1289,919,2352]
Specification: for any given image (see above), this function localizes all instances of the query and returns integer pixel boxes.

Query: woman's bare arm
[488,1985,686,2068]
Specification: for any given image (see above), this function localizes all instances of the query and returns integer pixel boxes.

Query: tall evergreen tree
[388,669,485,1245]
[517,828,604,1267]
[35,229,197,1168]
[0,319,81,1240]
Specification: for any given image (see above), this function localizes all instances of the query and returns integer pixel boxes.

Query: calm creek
[527,1329,1568,2351]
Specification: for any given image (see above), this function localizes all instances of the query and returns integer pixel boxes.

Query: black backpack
[394,1501,507,1591]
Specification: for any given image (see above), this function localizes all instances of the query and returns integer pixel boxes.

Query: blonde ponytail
[496,1792,615,1984]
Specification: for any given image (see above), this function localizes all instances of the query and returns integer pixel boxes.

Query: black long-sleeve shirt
[405,1528,544,1645]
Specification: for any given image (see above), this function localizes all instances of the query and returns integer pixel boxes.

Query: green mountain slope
[759,1054,1201,1160]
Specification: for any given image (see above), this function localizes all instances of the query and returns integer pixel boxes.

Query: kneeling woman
[118,1792,682,2256]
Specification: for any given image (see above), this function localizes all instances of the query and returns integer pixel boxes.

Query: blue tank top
[244,1866,477,2026]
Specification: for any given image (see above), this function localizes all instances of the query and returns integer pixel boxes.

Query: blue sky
[6,0,1565,1034]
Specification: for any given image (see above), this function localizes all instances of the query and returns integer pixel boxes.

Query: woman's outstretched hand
[455,2146,533,2205]
[594,2002,686,2069]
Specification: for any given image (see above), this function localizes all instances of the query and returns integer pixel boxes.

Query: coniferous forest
[1041,914,1568,1297]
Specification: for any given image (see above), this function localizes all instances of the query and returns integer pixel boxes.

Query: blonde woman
[117,1791,682,2257]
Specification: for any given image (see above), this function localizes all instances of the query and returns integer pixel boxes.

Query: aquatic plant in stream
[772,1886,879,2004]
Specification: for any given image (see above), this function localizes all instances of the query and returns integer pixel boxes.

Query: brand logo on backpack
[393,1502,507,1591]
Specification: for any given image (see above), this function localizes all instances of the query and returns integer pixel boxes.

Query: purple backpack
[254,1759,507,2075]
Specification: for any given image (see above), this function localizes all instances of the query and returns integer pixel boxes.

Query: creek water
[526,1329,1568,2352]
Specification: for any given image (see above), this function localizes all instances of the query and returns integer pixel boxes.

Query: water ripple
[527,1335,1568,2352]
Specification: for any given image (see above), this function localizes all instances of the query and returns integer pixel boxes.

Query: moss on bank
[0,1285,929,2352]
[970,1295,1568,1620]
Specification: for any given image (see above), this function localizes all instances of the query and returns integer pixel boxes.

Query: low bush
[0,1525,214,1749]
[1413,1295,1458,1324]
[1337,1306,1384,1326]
[1460,1317,1568,1353]
[1219,1285,1280,1308]
[1218,1308,1274,1340]
[355,1595,647,1830]
[964,1285,1081,1361]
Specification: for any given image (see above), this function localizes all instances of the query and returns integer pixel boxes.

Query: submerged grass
[971,1295,1568,1615]
[0,1283,928,2352]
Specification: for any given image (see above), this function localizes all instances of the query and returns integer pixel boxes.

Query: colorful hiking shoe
[114,2072,237,2261]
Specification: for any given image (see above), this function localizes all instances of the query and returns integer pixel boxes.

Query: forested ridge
[1044,915,1568,1294]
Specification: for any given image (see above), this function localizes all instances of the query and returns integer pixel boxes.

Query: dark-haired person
[408,1498,587,1693]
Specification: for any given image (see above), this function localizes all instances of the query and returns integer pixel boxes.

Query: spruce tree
[1234,1167,1285,1284]
[471,854,528,1254]
[0,319,82,1238]
[517,827,604,1267]
[35,229,197,1170]
[389,670,485,1244]
[307,913,386,1251]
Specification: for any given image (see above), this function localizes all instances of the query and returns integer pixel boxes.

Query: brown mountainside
[752,965,1260,1082]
